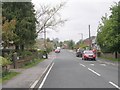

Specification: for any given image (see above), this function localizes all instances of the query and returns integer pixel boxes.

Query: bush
[46,48,52,53]
[18,51,32,58]
[0,56,12,77]
[0,56,11,66]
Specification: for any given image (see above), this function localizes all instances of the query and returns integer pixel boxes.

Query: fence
[1,49,43,69]
[10,51,43,69]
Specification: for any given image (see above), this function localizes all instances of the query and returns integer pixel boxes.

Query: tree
[59,41,63,47]
[2,17,18,48]
[36,2,67,34]
[97,2,120,58]
[64,40,75,49]
[2,2,37,51]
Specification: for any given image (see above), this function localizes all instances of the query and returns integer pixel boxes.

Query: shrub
[0,56,12,77]
[18,51,32,58]
[0,56,12,66]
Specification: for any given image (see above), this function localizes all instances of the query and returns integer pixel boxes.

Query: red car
[82,50,96,60]
[55,49,60,53]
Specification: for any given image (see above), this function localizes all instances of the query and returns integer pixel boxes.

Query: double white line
[39,63,54,88]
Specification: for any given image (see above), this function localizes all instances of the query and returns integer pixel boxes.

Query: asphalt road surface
[38,49,119,89]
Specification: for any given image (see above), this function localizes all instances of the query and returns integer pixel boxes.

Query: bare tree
[36,2,67,34]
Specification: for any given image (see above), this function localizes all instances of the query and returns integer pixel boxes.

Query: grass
[22,58,45,69]
[99,56,120,62]
[0,72,20,83]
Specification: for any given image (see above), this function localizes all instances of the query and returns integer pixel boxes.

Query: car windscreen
[84,51,93,54]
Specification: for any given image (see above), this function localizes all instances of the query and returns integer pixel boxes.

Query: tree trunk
[115,51,117,59]
[20,44,24,51]
[15,45,19,52]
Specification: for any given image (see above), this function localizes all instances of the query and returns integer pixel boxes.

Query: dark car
[42,50,48,59]
[82,50,96,60]
[76,49,83,57]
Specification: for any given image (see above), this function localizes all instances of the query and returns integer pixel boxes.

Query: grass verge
[99,56,120,62]
[23,59,45,69]
[0,72,20,83]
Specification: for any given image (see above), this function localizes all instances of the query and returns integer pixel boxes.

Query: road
[38,49,119,89]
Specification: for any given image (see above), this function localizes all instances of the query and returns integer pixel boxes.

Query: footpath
[2,52,55,89]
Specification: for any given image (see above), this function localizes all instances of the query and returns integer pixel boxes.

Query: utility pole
[43,27,48,58]
[44,27,46,50]
[89,25,91,50]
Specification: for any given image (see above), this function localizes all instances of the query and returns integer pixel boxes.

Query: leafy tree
[2,17,18,48]
[59,41,63,47]
[97,2,120,58]
[2,2,37,51]
[64,40,75,49]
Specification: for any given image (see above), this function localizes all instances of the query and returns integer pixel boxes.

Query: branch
[36,2,66,34]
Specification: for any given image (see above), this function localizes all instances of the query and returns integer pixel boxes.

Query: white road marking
[90,64,94,66]
[109,81,120,89]
[69,50,73,52]
[79,63,86,67]
[111,63,116,66]
[39,63,54,88]
[30,80,39,88]
[88,68,101,76]
[100,64,106,66]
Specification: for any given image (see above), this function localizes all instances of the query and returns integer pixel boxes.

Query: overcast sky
[32,0,119,42]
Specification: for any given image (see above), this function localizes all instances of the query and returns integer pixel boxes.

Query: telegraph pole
[44,27,46,50]
[89,25,91,50]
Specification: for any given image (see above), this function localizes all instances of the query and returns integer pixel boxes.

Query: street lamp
[78,33,83,42]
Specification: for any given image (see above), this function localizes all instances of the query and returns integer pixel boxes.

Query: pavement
[2,52,55,89]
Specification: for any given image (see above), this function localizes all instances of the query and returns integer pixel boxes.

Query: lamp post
[78,33,83,43]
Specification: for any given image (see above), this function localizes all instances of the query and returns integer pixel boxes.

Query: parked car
[55,49,60,53]
[76,49,83,57]
[82,50,96,60]
[42,50,48,59]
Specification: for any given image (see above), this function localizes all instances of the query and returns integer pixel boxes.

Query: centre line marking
[100,64,106,66]
[88,68,101,76]
[90,64,94,66]
[109,81,120,89]
[79,63,86,67]
[39,63,54,88]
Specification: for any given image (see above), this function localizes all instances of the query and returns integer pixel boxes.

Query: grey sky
[32,0,119,42]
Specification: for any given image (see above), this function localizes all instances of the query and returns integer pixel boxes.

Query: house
[83,36,96,49]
